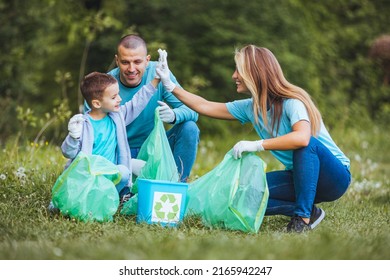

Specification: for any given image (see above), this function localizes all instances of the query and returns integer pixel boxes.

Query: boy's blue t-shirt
[89,115,117,164]
[107,62,198,148]
[226,98,350,170]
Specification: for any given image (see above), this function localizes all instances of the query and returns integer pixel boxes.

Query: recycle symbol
[153,193,180,221]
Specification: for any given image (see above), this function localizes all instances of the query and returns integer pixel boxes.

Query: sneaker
[47,201,60,215]
[286,216,310,233]
[120,192,134,206]
[309,206,325,229]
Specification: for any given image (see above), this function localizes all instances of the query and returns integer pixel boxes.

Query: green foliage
[0,0,389,261]
[0,125,389,259]
[13,101,72,145]
[0,0,389,139]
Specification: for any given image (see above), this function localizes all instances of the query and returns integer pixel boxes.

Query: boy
[53,72,158,211]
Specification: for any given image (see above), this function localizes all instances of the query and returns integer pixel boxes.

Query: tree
[370,35,390,86]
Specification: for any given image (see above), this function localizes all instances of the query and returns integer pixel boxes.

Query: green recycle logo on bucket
[152,192,182,223]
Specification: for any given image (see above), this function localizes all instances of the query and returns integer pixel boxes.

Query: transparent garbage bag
[121,108,179,215]
[185,150,268,233]
[52,152,121,222]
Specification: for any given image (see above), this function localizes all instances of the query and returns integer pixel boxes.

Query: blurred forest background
[1,0,389,145]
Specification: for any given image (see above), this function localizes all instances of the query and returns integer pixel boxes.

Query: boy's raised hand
[68,114,84,139]
[156,49,176,92]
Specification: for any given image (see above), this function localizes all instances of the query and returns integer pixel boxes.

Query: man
[108,34,199,182]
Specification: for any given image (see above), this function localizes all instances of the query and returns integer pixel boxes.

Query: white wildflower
[52,247,63,257]
[14,167,27,182]
[17,167,26,173]
[200,146,207,155]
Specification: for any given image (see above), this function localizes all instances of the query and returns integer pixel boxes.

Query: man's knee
[116,165,131,195]
[179,121,200,142]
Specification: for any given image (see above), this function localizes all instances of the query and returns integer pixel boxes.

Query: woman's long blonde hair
[234,45,322,136]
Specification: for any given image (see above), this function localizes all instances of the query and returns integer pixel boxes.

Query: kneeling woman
[156,46,351,233]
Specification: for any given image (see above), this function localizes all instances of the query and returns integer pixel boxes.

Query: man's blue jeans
[131,121,200,182]
[116,164,131,197]
[265,137,351,218]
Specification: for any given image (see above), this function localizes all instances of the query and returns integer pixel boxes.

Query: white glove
[155,49,176,92]
[233,140,264,159]
[68,114,84,139]
[157,101,176,123]
[131,158,146,177]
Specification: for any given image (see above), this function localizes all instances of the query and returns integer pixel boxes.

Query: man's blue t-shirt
[226,98,350,170]
[107,62,198,148]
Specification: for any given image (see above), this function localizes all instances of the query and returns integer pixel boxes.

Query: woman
[156,46,351,233]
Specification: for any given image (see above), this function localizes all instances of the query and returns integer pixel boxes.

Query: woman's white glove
[233,140,264,159]
[68,114,84,139]
[155,49,176,92]
[157,101,176,123]
[131,158,146,177]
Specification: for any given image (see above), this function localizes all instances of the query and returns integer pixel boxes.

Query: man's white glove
[232,140,264,159]
[131,158,146,177]
[157,101,176,123]
[155,48,176,92]
[68,114,84,139]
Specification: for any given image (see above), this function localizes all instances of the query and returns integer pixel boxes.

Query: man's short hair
[117,34,147,52]
[80,72,117,107]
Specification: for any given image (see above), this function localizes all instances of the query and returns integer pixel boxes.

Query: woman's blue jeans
[265,137,351,218]
[131,121,200,182]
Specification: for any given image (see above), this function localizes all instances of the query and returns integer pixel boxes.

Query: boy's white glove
[156,49,176,92]
[131,158,146,177]
[68,114,84,139]
[233,140,264,159]
[157,101,176,123]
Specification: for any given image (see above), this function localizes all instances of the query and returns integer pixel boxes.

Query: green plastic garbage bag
[52,152,121,222]
[121,108,179,215]
[185,150,269,233]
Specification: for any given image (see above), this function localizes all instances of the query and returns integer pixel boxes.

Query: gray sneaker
[309,206,325,229]
[286,216,310,233]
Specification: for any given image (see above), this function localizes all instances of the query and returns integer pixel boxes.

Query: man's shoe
[286,216,310,233]
[119,192,134,206]
[309,206,325,229]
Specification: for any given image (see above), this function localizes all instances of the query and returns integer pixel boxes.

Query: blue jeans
[116,164,131,197]
[265,137,351,218]
[131,121,200,182]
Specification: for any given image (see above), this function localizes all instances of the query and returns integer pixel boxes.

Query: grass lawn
[0,126,389,260]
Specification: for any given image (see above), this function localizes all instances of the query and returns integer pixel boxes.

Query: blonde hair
[234,45,322,136]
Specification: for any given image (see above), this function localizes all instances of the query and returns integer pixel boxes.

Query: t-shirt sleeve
[226,98,253,124]
[285,99,310,126]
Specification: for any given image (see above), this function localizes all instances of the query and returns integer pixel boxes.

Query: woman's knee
[294,136,317,154]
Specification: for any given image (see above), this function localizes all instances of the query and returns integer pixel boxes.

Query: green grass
[0,125,389,260]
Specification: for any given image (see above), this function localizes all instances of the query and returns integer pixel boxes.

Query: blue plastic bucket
[137,178,188,226]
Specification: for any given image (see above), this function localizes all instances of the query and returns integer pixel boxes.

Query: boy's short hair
[80,72,118,107]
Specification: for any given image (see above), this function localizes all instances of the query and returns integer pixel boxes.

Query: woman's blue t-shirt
[226,98,350,170]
